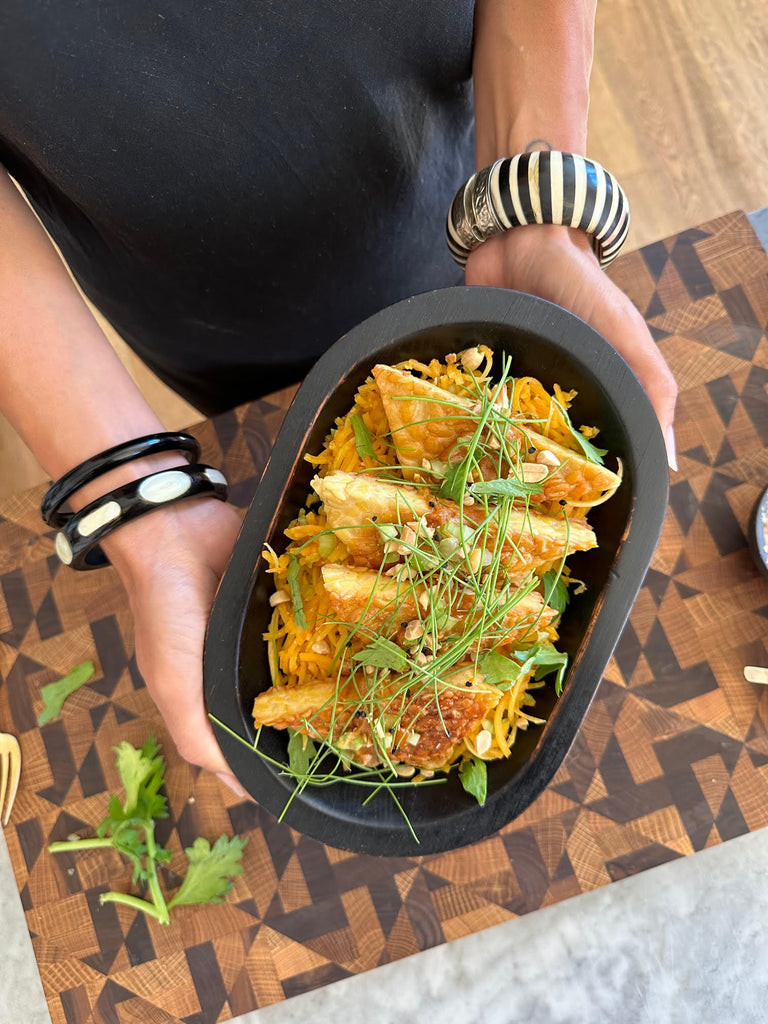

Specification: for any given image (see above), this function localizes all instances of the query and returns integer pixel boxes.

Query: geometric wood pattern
[1,210,767,1024]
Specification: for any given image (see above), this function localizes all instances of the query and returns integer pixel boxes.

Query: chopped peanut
[460,347,483,371]
[475,729,492,755]
[535,449,560,469]
[404,619,424,641]
[521,462,549,483]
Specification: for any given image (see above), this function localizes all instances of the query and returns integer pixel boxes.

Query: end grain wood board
[1,211,768,1024]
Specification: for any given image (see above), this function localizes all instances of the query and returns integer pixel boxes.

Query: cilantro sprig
[48,738,247,924]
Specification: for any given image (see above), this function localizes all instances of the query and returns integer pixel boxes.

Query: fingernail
[216,772,247,799]
[664,425,678,473]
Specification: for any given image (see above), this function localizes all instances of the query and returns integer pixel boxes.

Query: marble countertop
[2,208,767,1024]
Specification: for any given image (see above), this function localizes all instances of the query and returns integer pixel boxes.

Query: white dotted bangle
[53,464,229,570]
[446,151,631,269]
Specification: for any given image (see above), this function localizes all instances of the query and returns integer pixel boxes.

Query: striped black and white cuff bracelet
[53,464,229,570]
[446,151,630,269]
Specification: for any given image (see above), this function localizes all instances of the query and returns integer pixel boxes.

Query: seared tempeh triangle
[372,364,477,468]
[321,563,557,644]
[312,471,433,565]
[252,667,501,770]
[372,364,620,505]
[312,471,595,572]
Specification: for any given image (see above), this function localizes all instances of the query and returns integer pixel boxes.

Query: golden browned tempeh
[372,364,620,505]
[321,563,557,645]
[312,471,595,572]
[252,667,501,770]
[311,471,433,564]
[372,363,476,470]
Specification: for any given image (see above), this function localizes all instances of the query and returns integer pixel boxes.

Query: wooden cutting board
[1,210,768,1024]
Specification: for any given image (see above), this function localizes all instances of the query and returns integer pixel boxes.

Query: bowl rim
[204,286,670,855]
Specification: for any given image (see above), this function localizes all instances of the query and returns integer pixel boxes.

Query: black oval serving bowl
[203,286,669,857]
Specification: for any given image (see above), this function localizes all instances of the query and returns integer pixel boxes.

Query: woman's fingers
[465,226,678,468]
[109,500,248,793]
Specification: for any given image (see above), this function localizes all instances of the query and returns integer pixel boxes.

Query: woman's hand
[465,225,678,468]
[104,498,247,796]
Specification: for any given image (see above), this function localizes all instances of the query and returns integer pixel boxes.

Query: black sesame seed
[406,689,412,698]
[528,446,536,454]
[559,499,567,506]
[400,621,408,628]
[465,680,472,687]
[355,709,366,718]
[428,500,436,508]
[371,515,378,522]
[434,532,442,542]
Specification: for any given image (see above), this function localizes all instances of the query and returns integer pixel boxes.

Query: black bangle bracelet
[41,431,202,528]
[53,463,228,570]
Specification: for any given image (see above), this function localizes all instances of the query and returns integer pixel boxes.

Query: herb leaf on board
[37,661,95,725]
[167,835,248,908]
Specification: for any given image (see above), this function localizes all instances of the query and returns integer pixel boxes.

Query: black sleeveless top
[0,2,475,412]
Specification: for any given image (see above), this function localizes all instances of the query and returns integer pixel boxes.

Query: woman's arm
[468,0,678,467]
[472,0,593,162]
[0,169,170,478]
[0,168,244,792]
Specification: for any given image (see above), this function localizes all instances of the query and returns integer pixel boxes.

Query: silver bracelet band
[446,151,630,269]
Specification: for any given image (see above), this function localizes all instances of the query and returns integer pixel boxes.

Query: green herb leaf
[352,636,408,673]
[287,555,308,630]
[552,399,607,465]
[542,569,569,614]
[439,458,468,503]
[470,477,544,500]
[513,644,569,696]
[459,756,487,806]
[37,661,95,725]
[167,835,248,909]
[287,729,317,776]
[350,414,377,461]
[575,433,608,465]
[480,650,526,687]
[114,737,166,818]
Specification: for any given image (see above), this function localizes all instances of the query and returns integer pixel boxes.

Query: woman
[0,0,676,794]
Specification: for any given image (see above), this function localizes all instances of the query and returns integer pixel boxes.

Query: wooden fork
[0,732,21,827]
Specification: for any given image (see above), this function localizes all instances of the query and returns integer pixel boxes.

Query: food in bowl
[204,286,669,856]
[251,345,621,805]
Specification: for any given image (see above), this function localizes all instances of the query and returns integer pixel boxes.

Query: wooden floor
[2,0,767,499]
